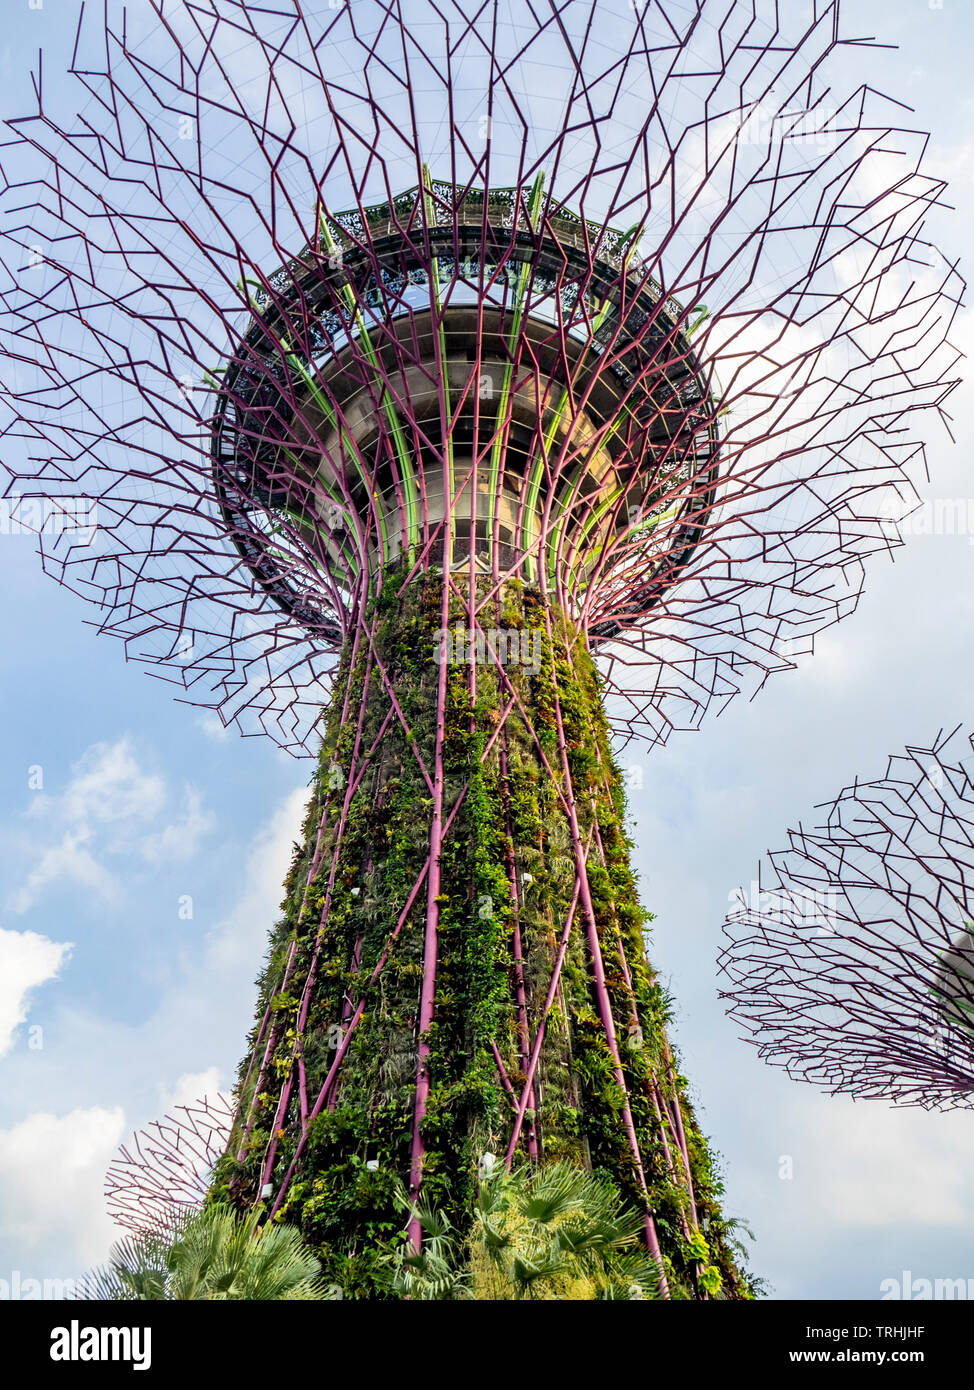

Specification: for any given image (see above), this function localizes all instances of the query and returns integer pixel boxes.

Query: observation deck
[210,178,720,638]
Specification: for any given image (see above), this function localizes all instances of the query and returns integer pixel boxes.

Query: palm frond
[78,1202,331,1300]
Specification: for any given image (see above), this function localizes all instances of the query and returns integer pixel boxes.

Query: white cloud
[0,787,306,1278]
[194,713,232,742]
[8,832,116,914]
[158,1067,224,1113]
[0,927,72,1056]
[140,787,215,866]
[0,785,307,1139]
[0,1107,124,1267]
[787,1097,973,1228]
[205,785,307,974]
[7,738,214,912]
[0,781,302,1277]
[53,738,166,828]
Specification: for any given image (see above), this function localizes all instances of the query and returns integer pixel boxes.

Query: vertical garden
[214,570,753,1299]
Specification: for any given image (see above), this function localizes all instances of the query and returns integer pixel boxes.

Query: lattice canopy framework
[720,730,974,1109]
[0,0,962,1300]
[105,1094,235,1238]
[0,0,961,752]
[210,178,721,647]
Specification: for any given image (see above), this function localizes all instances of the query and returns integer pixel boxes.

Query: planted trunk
[214,568,751,1299]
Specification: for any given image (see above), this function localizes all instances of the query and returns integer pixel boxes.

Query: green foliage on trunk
[212,566,757,1299]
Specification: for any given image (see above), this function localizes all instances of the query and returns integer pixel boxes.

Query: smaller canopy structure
[105,1094,235,1237]
[719,729,974,1108]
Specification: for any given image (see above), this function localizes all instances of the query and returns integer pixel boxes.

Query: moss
[220,567,755,1299]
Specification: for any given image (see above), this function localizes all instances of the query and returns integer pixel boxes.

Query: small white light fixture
[260,1182,273,1199]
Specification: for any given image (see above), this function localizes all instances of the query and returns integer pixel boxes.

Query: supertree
[0,0,961,1298]
[105,1094,236,1239]
[720,729,974,1110]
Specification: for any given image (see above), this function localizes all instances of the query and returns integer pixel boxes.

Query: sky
[0,0,971,1301]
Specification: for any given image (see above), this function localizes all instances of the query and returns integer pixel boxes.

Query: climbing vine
[212,565,757,1299]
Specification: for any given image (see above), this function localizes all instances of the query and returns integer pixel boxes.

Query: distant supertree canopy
[720,730,974,1109]
[105,1094,235,1238]
[0,0,962,1298]
[0,0,960,752]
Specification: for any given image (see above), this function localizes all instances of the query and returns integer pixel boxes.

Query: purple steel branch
[720,728,974,1108]
[105,1094,235,1238]
[0,0,962,1255]
[0,0,960,754]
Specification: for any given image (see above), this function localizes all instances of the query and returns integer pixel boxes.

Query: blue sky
[0,0,972,1300]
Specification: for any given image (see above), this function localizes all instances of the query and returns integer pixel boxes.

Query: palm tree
[80,1202,337,1300]
[471,1161,663,1300]
[384,1161,663,1300]
[384,1201,473,1300]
